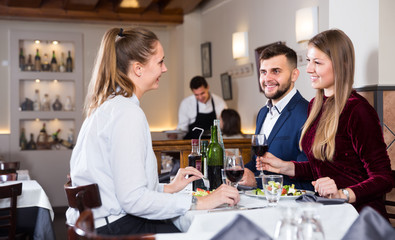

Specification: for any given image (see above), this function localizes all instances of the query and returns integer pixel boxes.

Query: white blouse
[66,95,191,225]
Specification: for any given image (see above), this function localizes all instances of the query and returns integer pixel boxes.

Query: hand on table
[196,184,240,210]
[238,168,257,187]
[164,167,203,193]
[312,177,341,199]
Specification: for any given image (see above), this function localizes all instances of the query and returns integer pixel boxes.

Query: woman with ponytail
[66,27,239,235]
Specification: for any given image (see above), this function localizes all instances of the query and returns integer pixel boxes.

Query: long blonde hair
[84,27,159,116]
[300,29,355,161]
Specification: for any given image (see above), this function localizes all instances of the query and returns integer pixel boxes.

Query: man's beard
[263,77,292,100]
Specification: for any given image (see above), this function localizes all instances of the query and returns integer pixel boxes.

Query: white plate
[244,189,315,200]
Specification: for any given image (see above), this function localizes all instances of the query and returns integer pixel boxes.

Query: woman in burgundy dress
[257,29,394,219]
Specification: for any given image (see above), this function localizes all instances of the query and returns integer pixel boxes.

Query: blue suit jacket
[246,91,314,190]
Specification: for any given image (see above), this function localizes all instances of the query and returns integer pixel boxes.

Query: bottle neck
[191,144,199,154]
[210,126,218,143]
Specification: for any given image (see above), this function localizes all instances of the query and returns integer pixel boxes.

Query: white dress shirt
[66,95,191,225]
[177,93,228,131]
[260,87,297,137]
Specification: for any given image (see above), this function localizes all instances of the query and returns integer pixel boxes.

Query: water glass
[263,175,283,207]
[274,205,300,240]
[297,203,325,240]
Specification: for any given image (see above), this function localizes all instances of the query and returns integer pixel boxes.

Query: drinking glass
[224,155,244,188]
[274,205,300,240]
[297,203,325,240]
[251,134,268,177]
[263,175,283,207]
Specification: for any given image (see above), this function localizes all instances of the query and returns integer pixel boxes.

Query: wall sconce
[295,6,318,43]
[232,32,248,59]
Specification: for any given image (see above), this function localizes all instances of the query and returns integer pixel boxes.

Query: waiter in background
[177,76,227,139]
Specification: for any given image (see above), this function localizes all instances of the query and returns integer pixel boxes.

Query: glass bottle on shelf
[42,93,51,111]
[52,95,63,111]
[42,53,50,71]
[67,128,74,146]
[19,127,28,150]
[207,125,224,191]
[19,48,25,71]
[66,50,73,72]
[59,52,66,72]
[51,50,58,72]
[27,133,37,150]
[34,48,41,71]
[64,96,73,111]
[33,89,41,111]
[37,123,49,150]
[26,54,33,71]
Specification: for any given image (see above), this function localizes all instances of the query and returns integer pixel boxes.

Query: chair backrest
[0,161,20,171]
[0,173,18,182]
[64,180,102,213]
[0,183,23,239]
[71,209,155,240]
[385,170,395,227]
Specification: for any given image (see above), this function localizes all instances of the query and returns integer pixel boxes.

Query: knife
[208,206,266,213]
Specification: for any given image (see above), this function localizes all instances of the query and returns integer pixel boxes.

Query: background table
[0,180,55,239]
[157,193,359,240]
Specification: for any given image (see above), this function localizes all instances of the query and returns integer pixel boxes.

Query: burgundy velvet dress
[294,90,394,218]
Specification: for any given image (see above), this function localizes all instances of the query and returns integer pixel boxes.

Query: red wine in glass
[251,134,268,176]
[252,145,268,157]
[225,169,245,183]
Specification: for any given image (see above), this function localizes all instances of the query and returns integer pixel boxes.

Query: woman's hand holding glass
[256,152,296,177]
[194,184,240,210]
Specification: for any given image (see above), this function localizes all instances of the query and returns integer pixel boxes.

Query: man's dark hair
[259,44,297,69]
[190,76,208,90]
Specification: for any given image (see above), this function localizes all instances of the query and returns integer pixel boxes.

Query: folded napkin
[295,193,346,205]
[341,206,395,240]
[211,214,272,240]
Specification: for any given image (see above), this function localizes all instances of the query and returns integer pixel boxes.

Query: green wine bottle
[207,125,224,190]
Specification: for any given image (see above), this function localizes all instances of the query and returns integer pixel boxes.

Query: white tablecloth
[0,180,54,220]
[157,194,359,240]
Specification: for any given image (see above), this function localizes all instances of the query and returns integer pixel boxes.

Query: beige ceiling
[0,0,210,24]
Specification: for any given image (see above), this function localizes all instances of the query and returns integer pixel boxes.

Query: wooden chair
[64,180,102,240]
[64,180,102,214]
[0,162,20,171]
[0,183,26,240]
[0,162,20,178]
[0,173,18,182]
[385,170,395,227]
[71,209,155,240]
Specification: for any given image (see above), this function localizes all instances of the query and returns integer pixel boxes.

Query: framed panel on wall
[220,72,232,100]
[201,42,212,77]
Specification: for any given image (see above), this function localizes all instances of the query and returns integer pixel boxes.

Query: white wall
[329,0,379,88]
[379,0,395,86]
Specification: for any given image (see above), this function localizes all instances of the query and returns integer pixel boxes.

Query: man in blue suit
[239,44,313,191]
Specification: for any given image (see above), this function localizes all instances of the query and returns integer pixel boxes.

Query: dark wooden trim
[354,85,395,91]
[152,138,252,173]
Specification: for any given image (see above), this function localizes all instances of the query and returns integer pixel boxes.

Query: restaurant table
[0,180,55,240]
[156,193,359,240]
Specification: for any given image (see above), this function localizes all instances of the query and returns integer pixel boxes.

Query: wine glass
[224,155,244,188]
[251,134,268,177]
[297,203,325,240]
